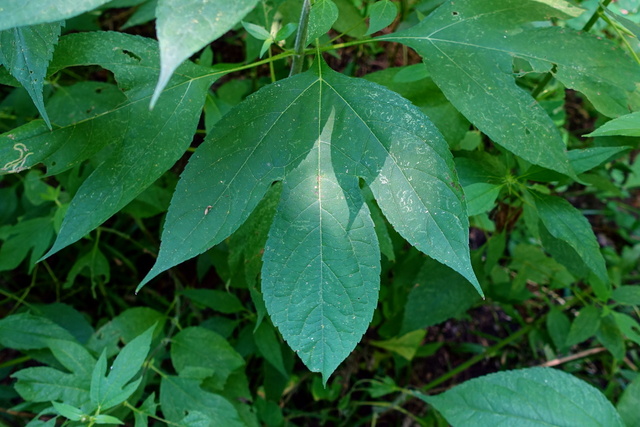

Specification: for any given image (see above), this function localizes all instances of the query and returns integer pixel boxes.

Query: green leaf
[0,217,54,272]
[613,285,640,305]
[596,315,625,360]
[307,0,339,43]
[47,338,96,378]
[332,0,367,38]
[181,289,245,314]
[370,330,426,361]
[546,307,570,353]
[612,311,640,346]
[0,82,128,176]
[18,31,225,257]
[363,65,470,147]
[274,22,297,41]
[52,401,84,421]
[0,313,76,350]
[417,367,624,426]
[365,0,398,35]
[34,302,94,344]
[13,367,90,407]
[159,376,244,426]
[90,326,154,409]
[617,374,640,427]
[86,307,165,357]
[134,393,157,427]
[0,0,111,30]
[566,305,601,347]
[142,60,478,380]
[253,322,287,377]
[152,0,259,107]
[402,259,480,333]
[587,111,640,137]
[382,0,638,174]
[143,60,477,290]
[261,110,381,382]
[93,414,124,425]
[170,327,244,389]
[533,192,608,284]
[242,21,271,40]
[0,22,61,128]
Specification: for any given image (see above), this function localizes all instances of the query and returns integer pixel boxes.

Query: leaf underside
[143,59,478,380]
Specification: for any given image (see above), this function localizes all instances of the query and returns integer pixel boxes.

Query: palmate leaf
[0,32,230,256]
[381,0,640,176]
[141,59,479,380]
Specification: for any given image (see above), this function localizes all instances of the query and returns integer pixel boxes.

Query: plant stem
[531,0,612,98]
[421,320,538,392]
[290,0,312,76]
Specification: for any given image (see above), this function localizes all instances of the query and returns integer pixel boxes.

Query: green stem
[531,0,612,98]
[421,320,539,392]
[290,0,311,76]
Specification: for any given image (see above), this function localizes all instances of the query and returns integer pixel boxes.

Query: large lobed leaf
[381,0,640,176]
[142,59,479,380]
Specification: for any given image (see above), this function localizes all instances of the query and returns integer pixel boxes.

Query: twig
[538,347,607,367]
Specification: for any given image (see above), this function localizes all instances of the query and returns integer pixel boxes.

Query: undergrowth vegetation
[0,0,639,425]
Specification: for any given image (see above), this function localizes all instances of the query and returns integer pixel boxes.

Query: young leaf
[242,21,271,40]
[141,59,479,380]
[52,402,84,422]
[90,325,154,410]
[0,22,62,128]
[307,0,339,43]
[152,0,259,107]
[417,367,624,426]
[134,393,157,427]
[533,192,608,284]
[274,22,297,41]
[0,0,111,30]
[365,0,398,36]
[566,305,601,347]
[586,111,640,137]
[382,0,639,175]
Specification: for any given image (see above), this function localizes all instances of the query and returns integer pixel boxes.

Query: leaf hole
[122,50,142,62]
[452,11,459,16]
